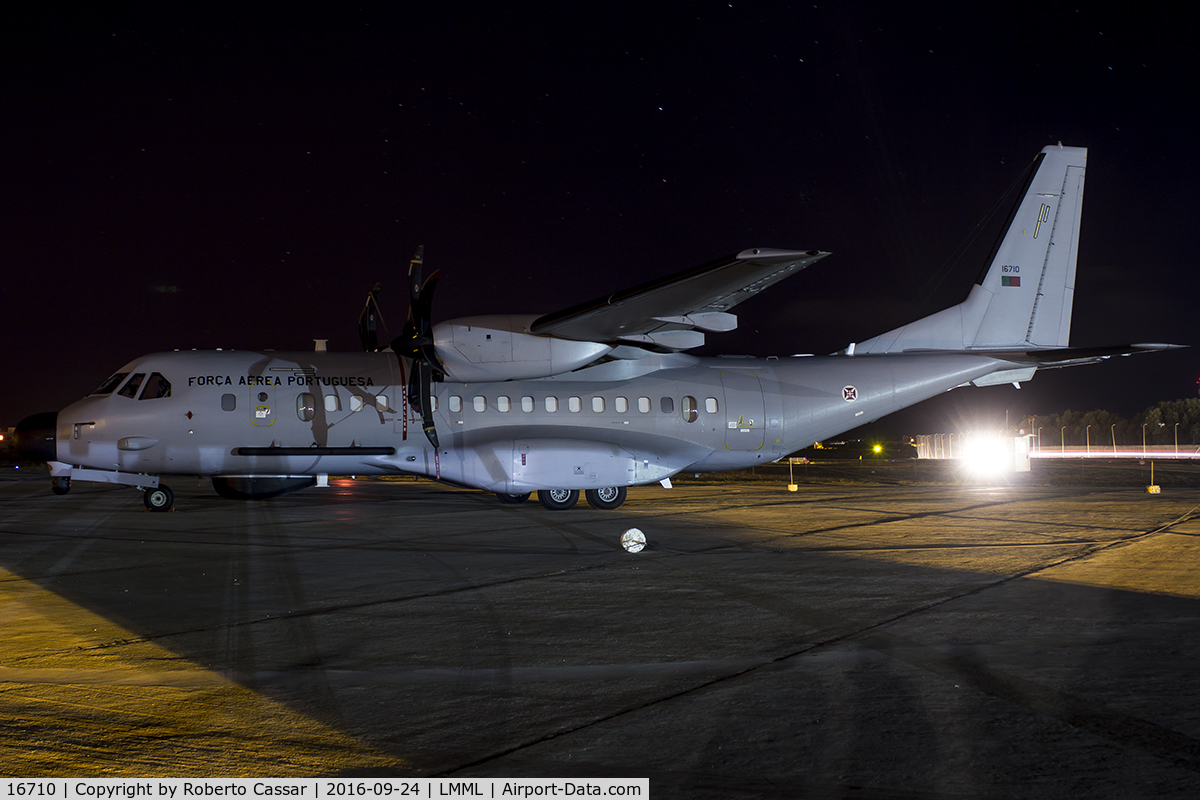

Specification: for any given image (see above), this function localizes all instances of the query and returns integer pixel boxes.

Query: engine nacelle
[433,315,612,382]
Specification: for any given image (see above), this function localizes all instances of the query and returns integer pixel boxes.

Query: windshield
[89,372,130,396]
[117,373,146,399]
[139,373,172,399]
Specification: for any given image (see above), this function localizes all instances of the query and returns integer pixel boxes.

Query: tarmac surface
[2,465,1200,797]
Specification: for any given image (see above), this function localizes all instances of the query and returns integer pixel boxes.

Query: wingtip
[1130,342,1190,351]
[735,248,831,261]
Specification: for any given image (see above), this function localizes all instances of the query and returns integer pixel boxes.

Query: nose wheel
[143,485,174,512]
[51,476,71,495]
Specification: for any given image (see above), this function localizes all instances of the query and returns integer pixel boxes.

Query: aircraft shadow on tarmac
[2,479,1199,795]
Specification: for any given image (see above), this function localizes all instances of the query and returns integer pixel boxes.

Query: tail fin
[859,145,1087,353]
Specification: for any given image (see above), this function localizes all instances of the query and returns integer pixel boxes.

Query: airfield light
[872,444,882,454]
[961,433,1011,476]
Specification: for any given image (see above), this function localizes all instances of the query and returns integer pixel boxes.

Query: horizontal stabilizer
[904,342,1186,369]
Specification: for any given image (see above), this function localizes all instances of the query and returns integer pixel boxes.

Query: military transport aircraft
[15,145,1177,512]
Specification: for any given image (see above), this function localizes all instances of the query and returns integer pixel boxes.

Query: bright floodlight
[961,434,1012,475]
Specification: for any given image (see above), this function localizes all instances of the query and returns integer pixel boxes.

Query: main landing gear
[538,488,579,510]
[585,486,627,510]
[533,486,627,511]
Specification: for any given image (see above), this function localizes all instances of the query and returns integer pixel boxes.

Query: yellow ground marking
[1028,522,1200,601]
[0,566,408,776]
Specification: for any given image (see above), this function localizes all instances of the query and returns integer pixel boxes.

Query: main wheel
[496,492,531,504]
[538,488,579,511]
[51,476,71,495]
[143,484,174,512]
[585,486,627,510]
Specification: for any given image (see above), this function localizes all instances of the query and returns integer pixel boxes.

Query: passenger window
[545,397,559,412]
[497,396,511,412]
[682,395,698,423]
[705,397,719,414]
[449,396,463,413]
[592,397,605,413]
[90,372,129,396]
[660,396,674,414]
[638,396,651,413]
[297,392,316,422]
[350,395,364,412]
[117,374,146,399]
[429,395,438,412]
[473,395,487,412]
[376,395,389,411]
[521,396,534,412]
[139,373,171,399]
[325,394,341,412]
[221,393,236,412]
[568,396,582,412]
[615,396,628,413]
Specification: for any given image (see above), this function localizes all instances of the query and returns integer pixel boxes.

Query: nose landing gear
[143,485,174,512]
[51,476,71,495]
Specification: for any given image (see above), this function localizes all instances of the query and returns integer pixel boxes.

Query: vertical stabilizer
[858,145,1087,353]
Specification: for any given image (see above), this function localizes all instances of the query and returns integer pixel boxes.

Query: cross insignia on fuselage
[842,386,858,402]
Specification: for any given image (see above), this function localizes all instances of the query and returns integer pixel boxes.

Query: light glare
[961,434,1011,475]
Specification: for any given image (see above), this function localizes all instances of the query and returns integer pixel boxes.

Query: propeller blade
[418,360,440,450]
[357,283,383,352]
[407,358,423,415]
[408,246,425,307]
[391,245,443,450]
[413,271,440,327]
[405,359,439,449]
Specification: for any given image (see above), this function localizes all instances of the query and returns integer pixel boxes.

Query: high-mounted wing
[530,248,829,349]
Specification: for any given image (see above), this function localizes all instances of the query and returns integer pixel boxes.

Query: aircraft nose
[14,411,58,462]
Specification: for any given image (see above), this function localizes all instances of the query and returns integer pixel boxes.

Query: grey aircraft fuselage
[26,145,1174,511]
[54,347,1004,494]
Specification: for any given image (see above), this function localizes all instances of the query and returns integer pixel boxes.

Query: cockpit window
[117,373,146,399]
[139,373,171,399]
[90,372,130,396]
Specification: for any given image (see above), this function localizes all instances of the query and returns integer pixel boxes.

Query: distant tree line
[1032,399,1200,448]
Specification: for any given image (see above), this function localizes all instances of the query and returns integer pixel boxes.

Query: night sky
[3,3,1197,435]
